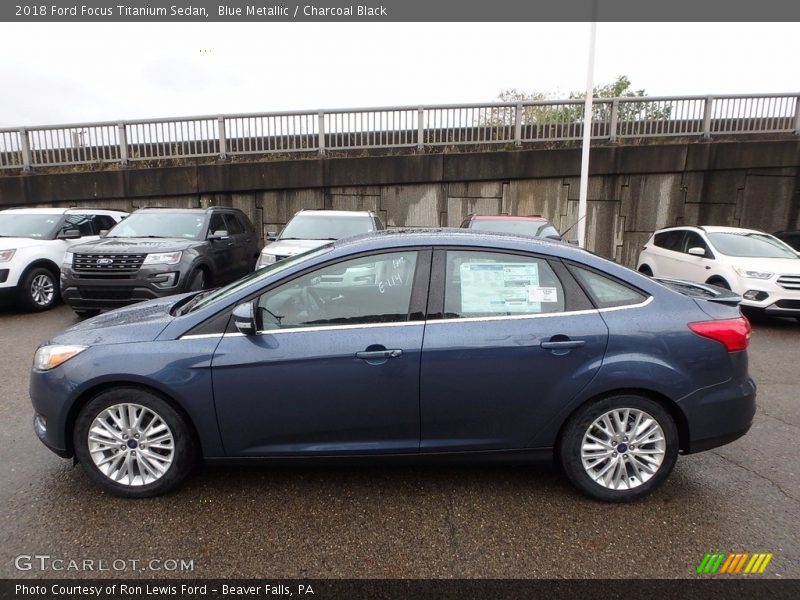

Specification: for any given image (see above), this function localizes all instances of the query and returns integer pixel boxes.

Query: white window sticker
[528,286,558,303]
[460,262,542,313]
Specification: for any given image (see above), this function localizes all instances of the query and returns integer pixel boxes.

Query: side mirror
[58,229,81,240]
[567,239,579,245]
[98,229,109,238]
[208,230,229,241]
[266,231,277,242]
[688,247,706,257]
[545,234,563,241]
[232,302,256,336]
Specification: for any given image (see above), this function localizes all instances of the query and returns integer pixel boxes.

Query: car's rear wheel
[20,267,59,311]
[73,388,196,497]
[558,395,678,502]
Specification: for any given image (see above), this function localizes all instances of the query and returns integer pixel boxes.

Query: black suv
[61,207,260,316]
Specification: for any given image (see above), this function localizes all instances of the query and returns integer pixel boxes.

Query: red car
[460,214,565,240]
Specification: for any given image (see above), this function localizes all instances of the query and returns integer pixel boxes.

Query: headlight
[0,249,15,262]
[33,345,87,371]
[256,253,277,269]
[734,268,773,280]
[143,251,182,265]
[63,251,74,266]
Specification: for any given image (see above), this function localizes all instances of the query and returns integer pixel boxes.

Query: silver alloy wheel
[30,273,54,306]
[581,408,666,490]
[87,403,175,486]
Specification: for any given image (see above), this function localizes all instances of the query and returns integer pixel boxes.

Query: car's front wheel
[558,395,678,502]
[20,266,59,311]
[73,388,196,497]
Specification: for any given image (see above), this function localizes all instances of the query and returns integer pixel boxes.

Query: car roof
[295,210,374,217]
[469,214,549,222]
[0,207,126,215]
[333,227,576,256]
[655,225,766,235]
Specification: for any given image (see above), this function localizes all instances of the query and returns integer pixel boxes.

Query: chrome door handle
[540,340,585,349]
[356,349,403,359]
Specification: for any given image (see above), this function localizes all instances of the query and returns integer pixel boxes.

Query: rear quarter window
[569,265,647,309]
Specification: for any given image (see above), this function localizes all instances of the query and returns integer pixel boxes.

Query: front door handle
[540,340,585,350]
[356,349,403,360]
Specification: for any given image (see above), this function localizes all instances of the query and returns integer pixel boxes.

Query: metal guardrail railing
[1,93,798,171]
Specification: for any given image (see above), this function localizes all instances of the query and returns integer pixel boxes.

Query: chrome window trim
[179,297,653,339]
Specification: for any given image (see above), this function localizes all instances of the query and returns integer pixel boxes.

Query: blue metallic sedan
[30,229,756,501]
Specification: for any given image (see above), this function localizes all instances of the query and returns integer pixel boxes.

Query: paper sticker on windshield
[460,262,542,313]
[528,286,558,303]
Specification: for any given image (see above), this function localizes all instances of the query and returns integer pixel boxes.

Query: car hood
[728,255,800,274]
[0,237,55,250]
[46,294,190,346]
[70,237,199,253]
[261,238,331,257]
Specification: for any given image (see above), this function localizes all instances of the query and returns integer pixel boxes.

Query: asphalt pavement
[0,304,798,578]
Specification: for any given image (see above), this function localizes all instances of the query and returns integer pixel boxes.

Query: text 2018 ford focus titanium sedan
[30,229,755,502]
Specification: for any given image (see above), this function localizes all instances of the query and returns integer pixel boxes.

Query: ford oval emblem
[96,258,113,265]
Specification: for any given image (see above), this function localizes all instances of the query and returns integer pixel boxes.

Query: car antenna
[559,213,586,241]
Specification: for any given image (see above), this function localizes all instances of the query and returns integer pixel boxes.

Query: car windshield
[707,232,798,258]
[0,213,62,239]
[184,244,334,314]
[280,214,374,240]
[470,219,560,238]
[107,213,206,239]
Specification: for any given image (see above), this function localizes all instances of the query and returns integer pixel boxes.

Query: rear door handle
[356,349,403,360]
[540,340,585,350]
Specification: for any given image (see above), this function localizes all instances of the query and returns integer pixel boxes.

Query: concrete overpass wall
[0,139,797,268]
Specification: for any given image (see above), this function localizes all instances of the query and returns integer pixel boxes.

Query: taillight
[688,317,751,352]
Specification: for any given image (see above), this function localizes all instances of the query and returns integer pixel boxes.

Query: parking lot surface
[1,304,798,578]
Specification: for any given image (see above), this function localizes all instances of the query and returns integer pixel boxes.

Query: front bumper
[737,279,800,316]
[30,366,76,458]
[61,265,187,310]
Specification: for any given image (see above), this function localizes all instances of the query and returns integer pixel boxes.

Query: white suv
[0,207,128,311]
[637,225,800,318]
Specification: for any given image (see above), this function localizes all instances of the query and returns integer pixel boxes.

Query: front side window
[681,231,712,256]
[224,214,245,235]
[62,214,94,236]
[571,266,646,309]
[107,212,206,239]
[444,250,565,318]
[256,251,418,330]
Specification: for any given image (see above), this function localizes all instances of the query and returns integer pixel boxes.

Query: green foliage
[486,76,671,127]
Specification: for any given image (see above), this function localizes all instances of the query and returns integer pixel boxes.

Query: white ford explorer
[637,225,800,318]
[0,207,128,311]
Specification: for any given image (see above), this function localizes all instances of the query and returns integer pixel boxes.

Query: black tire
[638,265,653,277]
[74,309,100,319]
[19,266,60,311]
[558,395,679,502]
[73,387,197,498]
[707,278,730,290]
[186,268,207,292]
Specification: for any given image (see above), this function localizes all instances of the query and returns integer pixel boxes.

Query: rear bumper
[679,374,757,454]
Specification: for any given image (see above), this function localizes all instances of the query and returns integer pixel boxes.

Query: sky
[0,22,798,127]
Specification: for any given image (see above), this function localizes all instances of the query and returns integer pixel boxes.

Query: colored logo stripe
[698,552,773,574]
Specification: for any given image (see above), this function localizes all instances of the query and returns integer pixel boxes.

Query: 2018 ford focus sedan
[30,229,756,502]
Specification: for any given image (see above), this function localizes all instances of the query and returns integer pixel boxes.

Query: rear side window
[444,250,565,318]
[570,266,646,309]
[654,230,685,252]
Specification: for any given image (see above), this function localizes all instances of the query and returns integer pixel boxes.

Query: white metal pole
[576,13,597,249]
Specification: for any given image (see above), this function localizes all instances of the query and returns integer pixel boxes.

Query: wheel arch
[20,258,61,280]
[65,381,203,459]
[553,387,690,456]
